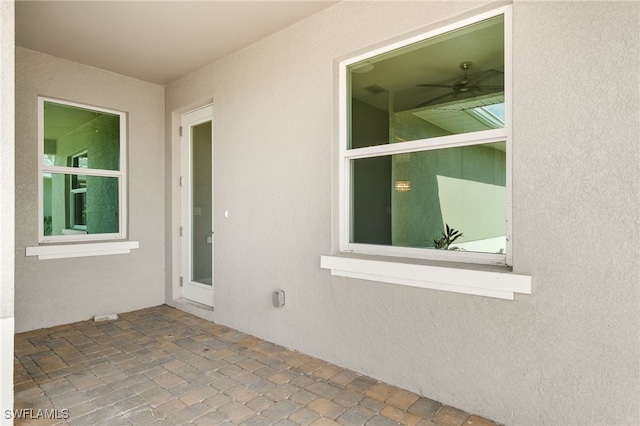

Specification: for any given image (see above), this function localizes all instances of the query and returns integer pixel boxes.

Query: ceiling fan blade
[475,85,504,91]
[415,92,456,108]
[416,83,454,89]
[467,69,503,86]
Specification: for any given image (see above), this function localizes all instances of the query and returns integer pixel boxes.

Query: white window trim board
[320,255,531,300]
[26,241,139,260]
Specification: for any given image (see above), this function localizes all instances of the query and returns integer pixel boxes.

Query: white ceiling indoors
[15,0,339,85]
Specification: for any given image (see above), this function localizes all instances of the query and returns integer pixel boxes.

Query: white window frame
[37,97,128,243]
[337,6,513,267]
[68,150,88,232]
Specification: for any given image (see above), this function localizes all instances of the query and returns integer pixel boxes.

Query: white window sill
[26,241,139,260]
[320,255,531,300]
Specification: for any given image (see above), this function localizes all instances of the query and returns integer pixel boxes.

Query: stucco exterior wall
[15,48,166,332]
[165,1,640,424]
[0,0,15,419]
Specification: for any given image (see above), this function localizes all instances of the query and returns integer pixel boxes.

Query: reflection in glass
[43,174,119,236]
[43,101,120,170]
[191,121,213,286]
[348,14,504,148]
[351,142,506,254]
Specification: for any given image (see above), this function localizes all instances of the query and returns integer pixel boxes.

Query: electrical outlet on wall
[272,290,285,307]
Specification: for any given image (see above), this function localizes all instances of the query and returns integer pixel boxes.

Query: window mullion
[41,165,122,177]
[344,128,508,160]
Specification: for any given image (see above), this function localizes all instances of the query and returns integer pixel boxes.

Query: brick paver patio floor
[13,305,498,425]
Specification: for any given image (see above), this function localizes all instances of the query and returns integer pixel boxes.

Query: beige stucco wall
[165,1,640,424]
[1,0,15,319]
[0,0,15,418]
[14,48,166,332]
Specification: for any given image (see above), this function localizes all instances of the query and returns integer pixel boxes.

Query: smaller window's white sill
[320,255,531,300]
[26,241,139,260]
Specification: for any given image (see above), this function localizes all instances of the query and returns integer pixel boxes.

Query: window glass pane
[351,142,506,254]
[43,173,119,236]
[191,121,213,285]
[43,101,120,170]
[348,15,504,148]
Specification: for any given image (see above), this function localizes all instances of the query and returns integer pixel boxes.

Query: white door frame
[181,105,214,307]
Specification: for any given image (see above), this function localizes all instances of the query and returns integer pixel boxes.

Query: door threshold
[168,298,215,322]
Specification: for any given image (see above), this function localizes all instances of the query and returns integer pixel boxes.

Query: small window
[339,7,511,265]
[39,98,127,242]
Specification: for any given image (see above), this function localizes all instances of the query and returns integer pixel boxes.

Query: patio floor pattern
[13,305,499,426]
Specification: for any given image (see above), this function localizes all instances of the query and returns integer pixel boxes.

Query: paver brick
[241,415,276,425]
[153,372,184,389]
[290,388,317,406]
[139,387,174,407]
[246,395,276,412]
[312,363,342,380]
[290,374,316,389]
[346,376,378,393]
[265,384,298,401]
[307,397,347,419]
[113,395,146,413]
[67,400,99,419]
[41,380,75,396]
[289,407,322,425]
[128,379,157,395]
[71,373,104,391]
[236,358,265,372]
[381,404,422,426]
[14,305,499,426]
[152,397,187,419]
[194,411,229,425]
[261,399,303,421]
[122,406,159,425]
[232,370,262,386]
[179,385,217,405]
[83,384,114,400]
[69,406,120,426]
[249,378,277,394]
[167,402,211,425]
[463,415,496,426]
[310,417,341,425]
[217,400,257,423]
[408,397,443,418]
[224,383,260,403]
[365,383,397,403]
[333,389,365,407]
[168,380,197,397]
[203,393,233,409]
[329,370,359,387]
[432,406,469,426]
[93,387,135,408]
[336,405,376,425]
[307,381,341,399]
[365,414,400,426]
[269,371,294,385]
[212,377,239,391]
[385,389,420,411]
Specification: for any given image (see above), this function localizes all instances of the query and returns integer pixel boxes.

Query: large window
[39,98,127,243]
[340,8,511,265]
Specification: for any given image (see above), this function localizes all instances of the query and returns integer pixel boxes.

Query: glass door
[181,105,214,307]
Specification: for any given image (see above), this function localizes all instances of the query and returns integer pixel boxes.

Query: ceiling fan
[415,61,503,108]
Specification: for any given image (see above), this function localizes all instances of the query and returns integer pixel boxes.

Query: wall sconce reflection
[395,180,411,192]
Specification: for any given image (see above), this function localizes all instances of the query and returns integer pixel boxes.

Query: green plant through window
[432,224,463,250]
